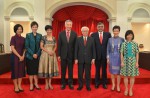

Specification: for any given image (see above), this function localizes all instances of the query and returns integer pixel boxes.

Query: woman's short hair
[125,30,134,40]
[14,24,23,33]
[45,25,53,31]
[31,21,38,28]
[112,25,120,31]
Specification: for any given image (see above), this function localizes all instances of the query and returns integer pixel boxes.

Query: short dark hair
[45,25,53,31]
[31,21,38,28]
[125,30,134,40]
[14,24,23,33]
[97,22,104,26]
[113,25,120,31]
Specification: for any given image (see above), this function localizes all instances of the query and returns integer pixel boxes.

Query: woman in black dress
[10,24,26,93]
[25,21,42,91]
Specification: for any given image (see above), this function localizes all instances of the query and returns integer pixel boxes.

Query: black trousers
[61,58,73,85]
[78,63,91,88]
[95,59,107,85]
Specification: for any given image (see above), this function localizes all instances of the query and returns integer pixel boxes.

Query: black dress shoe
[86,87,91,91]
[103,84,107,89]
[95,84,99,89]
[69,84,74,90]
[77,87,83,91]
[61,85,66,90]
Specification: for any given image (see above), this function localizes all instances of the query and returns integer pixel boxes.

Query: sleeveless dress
[38,36,59,78]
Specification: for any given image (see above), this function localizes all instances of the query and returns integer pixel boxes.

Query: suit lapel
[102,32,106,45]
[80,36,84,47]
[69,31,73,43]
[63,31,68,43]
[96,32,101,45]
[85,37,90,47]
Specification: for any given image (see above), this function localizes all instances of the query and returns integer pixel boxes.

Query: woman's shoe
[14,88,20,93]
[19,89,24,92]
[116,87,121,93]
[129,91,133,97]
[49,85,54,90]
[45,85,50,90]
[30,85,34,91]
[111,86,115,91]
[34,85,41,90]
[124,90,128,96]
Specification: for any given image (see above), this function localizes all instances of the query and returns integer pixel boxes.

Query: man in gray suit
[75,26,96,91]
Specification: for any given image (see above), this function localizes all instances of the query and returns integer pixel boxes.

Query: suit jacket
[74,36,96,64]
[58,30,77,60]
[25,32,42,60]
[91,32,111,60]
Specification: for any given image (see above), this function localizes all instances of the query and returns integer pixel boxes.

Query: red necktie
[84,37,87,46]
[66,31,70,42]
[100,32,103,44]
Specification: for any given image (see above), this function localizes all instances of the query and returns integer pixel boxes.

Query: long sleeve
[107,38,111,59]
[36,34,42,56]
[25,34,34,56]
[74,38,79,60]
[58,33,61,56]
[92,39,96,59]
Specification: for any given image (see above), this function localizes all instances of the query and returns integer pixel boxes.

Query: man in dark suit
[91,22,111,89]
[58,20,77,90]
[75,26,96,91]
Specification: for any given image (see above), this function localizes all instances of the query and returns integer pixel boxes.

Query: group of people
[10,20,139,97]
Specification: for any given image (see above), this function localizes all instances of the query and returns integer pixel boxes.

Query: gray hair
[81,26,89,31]
[65,19,73,24]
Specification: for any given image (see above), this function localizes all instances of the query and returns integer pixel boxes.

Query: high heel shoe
[14,88,20,93]
[116,87,121,93]
[124,90,128,96]
[19,89,24,92]
[45,85,49,90]
[111,86,115,91]
[34,85,41,90]
[129,91,133,97]
[49,85,54,90]
[30,85,34,91]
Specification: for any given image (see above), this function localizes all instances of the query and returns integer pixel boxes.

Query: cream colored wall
[132,23,150,51]
[10,21,30,38]
[0,0,150,52]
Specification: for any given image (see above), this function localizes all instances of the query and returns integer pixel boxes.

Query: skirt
[26,58,39,75]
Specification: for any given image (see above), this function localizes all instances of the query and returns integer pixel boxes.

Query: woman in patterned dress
[107,25,124,92]
[38,25,59,90]
[120,30,139,96]
[10,24,26,93]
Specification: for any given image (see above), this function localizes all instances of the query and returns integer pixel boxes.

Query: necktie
[84,37,87,46]
[100,32,103,44]
[66,31,70,42]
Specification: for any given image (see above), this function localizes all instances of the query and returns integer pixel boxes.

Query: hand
[135,62,139,68]
[91,59,95,65]
[121,62,124,67]
[58,56,61,61]
[33,54,38,59]
[48,51,54,56]
[107,59,110,64]
[75,59,78,64]
[19,56,24,61]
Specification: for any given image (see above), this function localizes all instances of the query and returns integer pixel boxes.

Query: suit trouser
[95,59,107,85]
[61,58,73,85]
[78,63,91,88]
